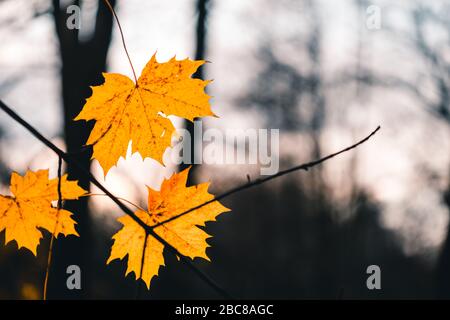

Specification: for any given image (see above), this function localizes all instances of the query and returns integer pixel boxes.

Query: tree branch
[152,125,381,229]
[0,99,232,299]
[0,99,380,298]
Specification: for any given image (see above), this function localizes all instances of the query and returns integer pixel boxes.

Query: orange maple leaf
[0,170,87,255]
[107,167,230,288]
[75,54,215,175]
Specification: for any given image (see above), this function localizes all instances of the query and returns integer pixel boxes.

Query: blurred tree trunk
[182,0,210,182]
[380,5,450,298]
[50,0,115,299]
[436,177,450,298]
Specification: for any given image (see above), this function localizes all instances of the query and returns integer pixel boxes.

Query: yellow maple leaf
[75,54,215,175]
[0,170,87,255]
[107,167,230,288]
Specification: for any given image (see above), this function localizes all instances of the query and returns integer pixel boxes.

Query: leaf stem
[102,0,138,83]
[84,193,147,213]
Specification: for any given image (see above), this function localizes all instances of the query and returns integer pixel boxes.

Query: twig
[43,155,63,300]
[151,125,381,229]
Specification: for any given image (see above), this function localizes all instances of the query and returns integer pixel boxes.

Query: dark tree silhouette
[49,0,116,299]
[380,4,450,297]
[182,0,210,182]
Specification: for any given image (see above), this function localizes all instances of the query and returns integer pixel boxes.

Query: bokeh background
[0,0,449,299]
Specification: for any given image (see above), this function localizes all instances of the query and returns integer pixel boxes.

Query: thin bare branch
[0,99,232,299]
[0,99,380,298]
[151,125,381,229]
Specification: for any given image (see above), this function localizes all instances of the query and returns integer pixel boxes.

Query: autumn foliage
[108,167,229,288]
[75,54,214,175]
[0,170,86,255]
[0,52,228,291]
[0,1,380,299]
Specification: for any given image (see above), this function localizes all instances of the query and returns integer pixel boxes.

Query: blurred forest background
[0,0,449,299]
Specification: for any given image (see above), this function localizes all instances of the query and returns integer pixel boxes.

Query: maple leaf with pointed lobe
[0,170,87,255]
[107,167,229,288]
[75,54,215,175]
